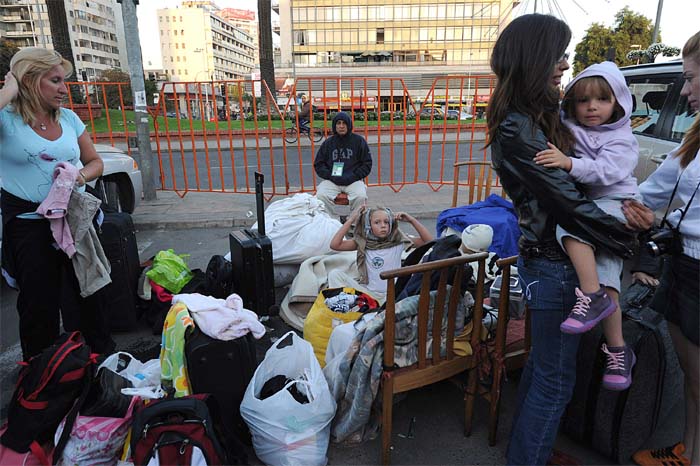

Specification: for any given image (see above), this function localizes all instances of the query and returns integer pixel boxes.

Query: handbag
[81,368,133,418]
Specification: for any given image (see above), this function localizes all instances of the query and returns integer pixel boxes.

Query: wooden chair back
[379,252,488,464]
[451,160,506,207]
[483,255,531,445]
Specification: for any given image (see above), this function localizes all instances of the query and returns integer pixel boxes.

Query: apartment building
[0,0,52,49]
[157,1,255,82]
[274,0,517,108]
[219,8,258,64]
[0,0,128,80]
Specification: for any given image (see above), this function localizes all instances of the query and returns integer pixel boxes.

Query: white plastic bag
[99,353,160,389]
[240,331,336,466]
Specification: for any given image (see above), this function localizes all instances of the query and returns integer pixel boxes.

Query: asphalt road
[154,141,492,193]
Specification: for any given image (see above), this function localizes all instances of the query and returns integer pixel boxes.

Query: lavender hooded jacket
[563,61,640,199]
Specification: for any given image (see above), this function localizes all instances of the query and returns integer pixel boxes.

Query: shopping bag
[55,397,139,466]
[145,249,193,294]
[240,331,336,466]
[303,288,372,368]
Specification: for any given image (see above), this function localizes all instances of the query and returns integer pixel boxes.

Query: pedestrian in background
[486,14,637,465]
[314,111,372,217]
[624,30,700,466]
[0,47,115,360]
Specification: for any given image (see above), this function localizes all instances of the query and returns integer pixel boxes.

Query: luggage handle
[255,172,265,236]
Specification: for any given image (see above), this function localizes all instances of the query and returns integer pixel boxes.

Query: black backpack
[205,255,233,299]
[0,332,96,463]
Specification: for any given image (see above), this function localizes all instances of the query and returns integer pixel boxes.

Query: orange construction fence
[60,76,499,198]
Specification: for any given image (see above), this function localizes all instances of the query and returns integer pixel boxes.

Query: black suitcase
[562,283,683,463]
[99,212,141,331]
[185,326,258,443]
[229,172,275,315]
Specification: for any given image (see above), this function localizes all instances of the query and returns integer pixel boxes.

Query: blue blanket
[436,194,520,259]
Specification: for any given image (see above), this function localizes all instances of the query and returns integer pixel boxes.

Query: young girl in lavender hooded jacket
[533,61,641,391]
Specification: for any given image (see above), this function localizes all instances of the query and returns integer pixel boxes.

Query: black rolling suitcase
[562,283,683,463]
[185,326,258,445]
[99,212,141,331]
[229,172,275,315]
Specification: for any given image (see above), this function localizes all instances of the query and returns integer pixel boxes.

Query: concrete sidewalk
[132,183,463,230]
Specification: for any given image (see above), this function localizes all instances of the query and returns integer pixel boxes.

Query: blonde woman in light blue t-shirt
[0,47,114,360]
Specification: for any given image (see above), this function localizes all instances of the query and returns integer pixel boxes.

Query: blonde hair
[9,47,73,126]
[677,31,700,168]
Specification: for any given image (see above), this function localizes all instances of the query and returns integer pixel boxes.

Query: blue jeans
[506,256,581,466]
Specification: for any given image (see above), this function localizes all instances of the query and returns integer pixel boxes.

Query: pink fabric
[150,280,174,303]
[36,162,80,257]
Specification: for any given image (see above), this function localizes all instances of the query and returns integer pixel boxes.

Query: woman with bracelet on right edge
[624,30,700,466]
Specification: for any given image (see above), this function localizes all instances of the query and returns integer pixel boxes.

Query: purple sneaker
[560,287,617,334]
[602,344,637,391]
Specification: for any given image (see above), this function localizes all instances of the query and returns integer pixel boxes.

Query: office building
[274,0,518,109]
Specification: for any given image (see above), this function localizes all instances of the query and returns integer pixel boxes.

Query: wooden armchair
[476,255,531,446]
[379,252,488,465]
[451,160,506,207]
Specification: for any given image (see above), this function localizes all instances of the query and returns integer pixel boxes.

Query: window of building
[174,30,178,36]
[175,43,179,49]
[294,30,308,46]
[181,29,184,35]
[182,43,185,49]
[376,28,384,45]
[177,56,180,62]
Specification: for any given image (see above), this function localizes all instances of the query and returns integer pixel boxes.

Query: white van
[621,60,695,182]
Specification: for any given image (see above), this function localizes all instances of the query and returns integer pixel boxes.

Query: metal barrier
[64,76,499,198]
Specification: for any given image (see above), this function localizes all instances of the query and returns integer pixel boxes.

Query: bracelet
[79,170,87,184]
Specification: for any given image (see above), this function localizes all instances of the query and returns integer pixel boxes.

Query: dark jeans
[4,217,115,360]
[507,256,581,466]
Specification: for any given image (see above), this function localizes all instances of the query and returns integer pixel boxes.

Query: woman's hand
[535,142,572,171]
[632,271,660,287]
[1,72,19,99]
[622,200,655,231]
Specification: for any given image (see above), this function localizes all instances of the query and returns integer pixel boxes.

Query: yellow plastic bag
[303,288,365,367]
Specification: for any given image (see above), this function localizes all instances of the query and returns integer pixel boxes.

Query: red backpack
[0,332,96,465]
[130,395,231,466]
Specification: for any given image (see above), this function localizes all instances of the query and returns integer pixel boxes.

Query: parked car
[445,109,473,120]
[418,107,445,118]
[91,144,143,214]
[620,60,692,183]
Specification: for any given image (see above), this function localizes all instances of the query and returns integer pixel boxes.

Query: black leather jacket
[490,112,637,259]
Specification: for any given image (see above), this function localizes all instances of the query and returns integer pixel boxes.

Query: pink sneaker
[560,287,617,334]
[602,344,637,391]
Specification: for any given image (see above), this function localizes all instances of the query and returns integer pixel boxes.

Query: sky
[136,0,695,80]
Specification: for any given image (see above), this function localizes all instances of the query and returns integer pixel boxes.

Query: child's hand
[348,204,365,223]
[535,142,572,171]
[632,271,660,287]
[394,212,414,223]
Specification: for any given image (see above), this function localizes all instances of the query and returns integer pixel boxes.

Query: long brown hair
[677,30,700,168]
[486,14,575,153]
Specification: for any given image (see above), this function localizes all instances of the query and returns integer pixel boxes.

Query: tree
[100,69,132,108]
[257,0,276,107]
[0,39,19,77]
[573,7,656,75]
[100,69,157,108]
[46,0,84,103]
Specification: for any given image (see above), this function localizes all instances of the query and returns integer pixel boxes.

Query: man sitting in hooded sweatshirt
[314,112,372,216]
